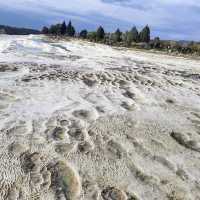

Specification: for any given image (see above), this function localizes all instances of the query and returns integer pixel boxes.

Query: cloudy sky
[0,0,200,41]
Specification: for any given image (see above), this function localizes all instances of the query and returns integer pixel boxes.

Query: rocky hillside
[0,25,40,35]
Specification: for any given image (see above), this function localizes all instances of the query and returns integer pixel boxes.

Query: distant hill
[0,25,40,35]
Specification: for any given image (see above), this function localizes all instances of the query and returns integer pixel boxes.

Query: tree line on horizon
[42,20,153,47]
[42,21,75,37]
[42,20,200,55]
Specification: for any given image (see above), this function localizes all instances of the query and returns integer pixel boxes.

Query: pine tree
[152,37,160,48]
[122,31,128,46]
[96,26,105,41]
[87,32,97,41]
[80,29,88,39]
[71,26,75,37]
[49,24,61,35]
[66,21,76,37]
[124,27,139,45]
[114,28,122,42]
[60,21,67,35]
[126,31,134,46]
[139,25,150,43]
[130,27,139,42]
[42,26,49,34]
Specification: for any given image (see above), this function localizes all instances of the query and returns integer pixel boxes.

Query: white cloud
[0,0,173,25]
[0,0,200,40]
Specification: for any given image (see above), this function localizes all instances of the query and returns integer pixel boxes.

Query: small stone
[121,101,135,111]
[101,186,127,200]
[53,127,66,140]
[166,98,175,104]
[83,77,97,87]
[55,143,75,154]
[7,187,19,200]
[55,160,81,200]
[72,109,98,121]
[123,90,135,99]
[30,152,41,164]
[60,120,70,126]
[78,141,94,153]
[68,128,87,140]
[31,171,43,185]
[41,169,51,190]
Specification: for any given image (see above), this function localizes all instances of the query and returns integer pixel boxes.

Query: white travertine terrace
[0,35,199,200]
